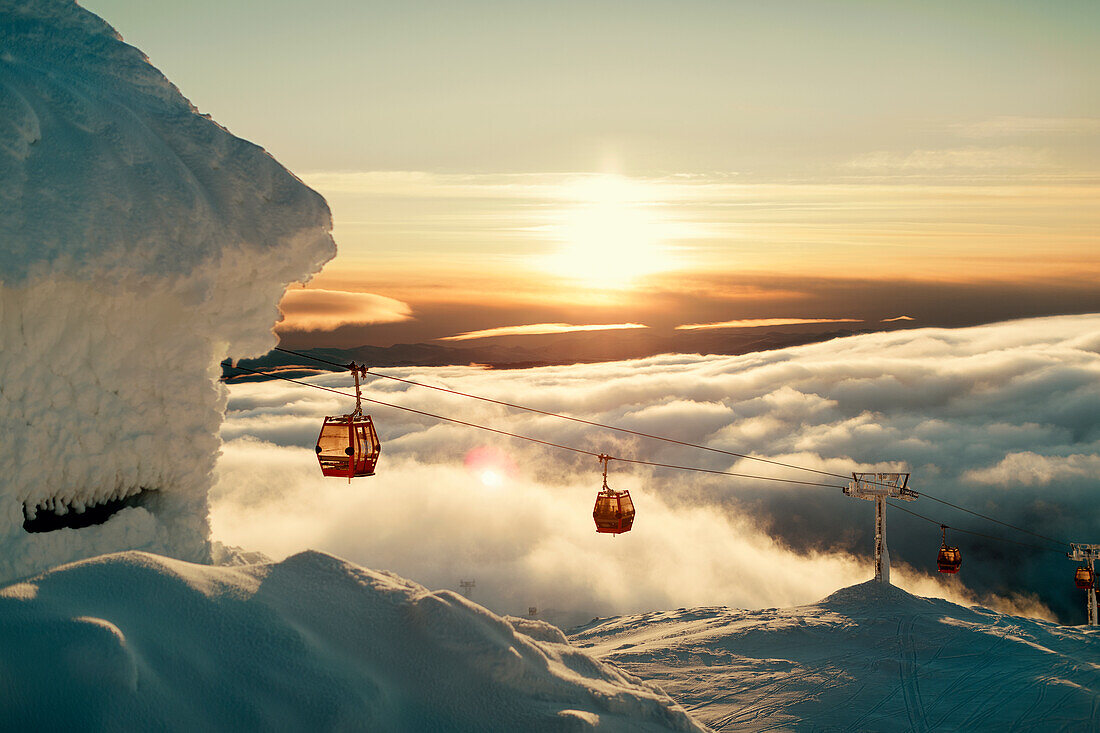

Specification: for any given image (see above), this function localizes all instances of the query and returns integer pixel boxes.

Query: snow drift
[0,550,704,731]
[572,580,1099,731]
[0,0,335,581]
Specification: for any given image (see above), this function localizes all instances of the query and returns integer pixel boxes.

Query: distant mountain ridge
[230,326,894,379]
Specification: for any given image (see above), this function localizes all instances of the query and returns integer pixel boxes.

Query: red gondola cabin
[937,546,961,574]
[1075,565,1095,590]
[593,489,634,534]
[936,526,961,574]
[316,415,380,480]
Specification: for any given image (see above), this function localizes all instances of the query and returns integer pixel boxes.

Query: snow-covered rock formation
[0,0,335,581]
[0,550,705,731]
[572,580,1100,731]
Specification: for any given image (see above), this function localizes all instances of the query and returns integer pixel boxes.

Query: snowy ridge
[571,580,1099,731]
[0,550,705,731]
[0,0,335,581]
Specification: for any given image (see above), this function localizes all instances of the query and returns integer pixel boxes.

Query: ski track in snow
[570,581,1099,731]
[897,614,927,732]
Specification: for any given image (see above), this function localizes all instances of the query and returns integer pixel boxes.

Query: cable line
[911,490,1069,549]
[610,458,841,489]
[271,345,859,482]
[222,360,847,491]
[886,500,1064,555]
[224,361,601,457]
[241,349,1073,549]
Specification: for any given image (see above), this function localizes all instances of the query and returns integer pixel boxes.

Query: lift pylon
[1068,543,1099,626]
[844,472,918,585]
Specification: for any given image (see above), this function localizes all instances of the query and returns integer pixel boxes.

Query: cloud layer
[213,315,1100,626]
[845,146,1050,171]
[675,317,862,331]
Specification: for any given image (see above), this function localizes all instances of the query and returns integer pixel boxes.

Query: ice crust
[0,0,336,580]
[0,550,705,731]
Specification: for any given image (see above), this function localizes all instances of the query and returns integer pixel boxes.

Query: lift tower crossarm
[844,473,917,586]
[1068,543,1099,626]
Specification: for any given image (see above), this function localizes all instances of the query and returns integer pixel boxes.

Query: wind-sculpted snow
[214,315,1100,626]
[571,580,1100,731]
[0,0,333,282]
[0,550,705,732]
[0,0,336,580]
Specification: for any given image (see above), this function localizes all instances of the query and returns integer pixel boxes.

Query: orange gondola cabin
[937,525,961,574]
[593,489,634,534]
[593,455,634,534]
[1075,565,1095,590]
[937,546,961,574]
[316,414,380,479]
[315,364,381,480]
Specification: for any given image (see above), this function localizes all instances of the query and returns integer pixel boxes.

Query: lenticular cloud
[0,0,335,582]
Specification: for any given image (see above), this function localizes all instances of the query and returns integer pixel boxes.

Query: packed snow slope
[0,0,335,581]
[0,550,704,732]
[571,580,1099,731]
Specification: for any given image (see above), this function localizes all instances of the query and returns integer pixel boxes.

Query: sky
[80,0,1100,348]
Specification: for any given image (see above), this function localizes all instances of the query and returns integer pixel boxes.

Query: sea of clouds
[212,315,1100,627]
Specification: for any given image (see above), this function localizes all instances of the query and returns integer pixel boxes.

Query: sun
[542,175,678,288]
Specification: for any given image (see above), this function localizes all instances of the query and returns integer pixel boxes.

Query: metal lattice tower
[459,579,476,599]
[844,472,917,584]
[1068,544,1099,626]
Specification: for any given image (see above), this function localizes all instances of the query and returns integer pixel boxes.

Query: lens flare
[464,446,517,488]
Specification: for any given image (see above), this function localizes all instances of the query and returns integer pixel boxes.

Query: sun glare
[464,446,515,489]
[543,175,678,288]
[479,469,503,488]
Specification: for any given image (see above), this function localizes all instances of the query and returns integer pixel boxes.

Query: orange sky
[82,1,1100,347]
[279,174,1100,344]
